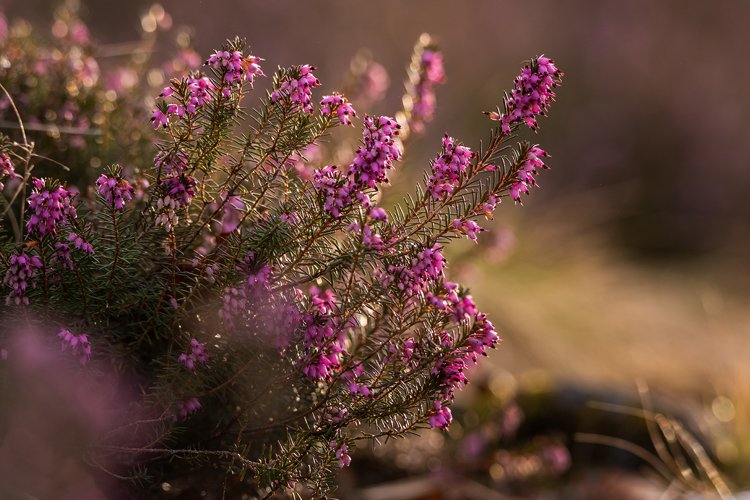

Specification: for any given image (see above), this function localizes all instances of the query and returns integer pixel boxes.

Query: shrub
[0,25,562,498]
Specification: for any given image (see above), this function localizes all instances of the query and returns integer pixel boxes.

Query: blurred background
[2,0,750,497]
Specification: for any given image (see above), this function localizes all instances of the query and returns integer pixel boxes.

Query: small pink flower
[320,94,357,126]
[58,328,91,365]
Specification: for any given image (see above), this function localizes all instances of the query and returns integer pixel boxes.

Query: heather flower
[174,398,202,420]
[67,232,94,254]
[151,103,178,129]
[183,76,215,114]
[3,251,43,305]
[313,165,352,218]
[452,219,483,242]
[320,93,357,126]
[465,312,499,360]
[205,49,264,86]
[481,194,500,219]
[51,242,73,271]
[210,192,246,234]
[380,244,445,295]
[156,174,196,230]
[348,222,384,250]
[160,175,196,208]
[58,328,91,365]
[178,338,209,371]
[427,135,473,200]
[96,173,134,210]
[369,207,388,221]
[487,55,563,134]
[0,152,16,191]
[300,287,347,381]
[280,212,300,225]
[26,178,77,237]
[510,145,549,203]
[271,65,321,113]
[347,115,402,191]
[408,47,445,134]
[341,364,371,397]
[313,115,401,217]
[154,150,189,177]
[330,441,352,468]
[429,401,453,429]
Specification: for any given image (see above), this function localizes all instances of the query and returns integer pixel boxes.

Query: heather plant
[0,30,562,498]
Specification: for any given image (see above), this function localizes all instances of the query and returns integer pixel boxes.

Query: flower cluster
[348,222,385,250]
[152,76,217,129]
[3,251,43,305]
[156,165,195,231]
[427,135,474,200]
[58,328,92,365]
[26,178,77,237]
[428,313,499,429]
[313,116,401,217]
[320,94,357,126]
[96,174,134,210]
[271,65,320,113]
[0,153,15,191]
[510,146,549,203]
[452,219,483,242]
[179,76,215,115]
[347,115,402,191]
[341,363,371,397]
[51,242,73,272]
[178,338,209,371]
[205,49,264,87]
[154,150,188,177]
[408,47,445,133]
[488,55,563,134]
[68,232,94,255]
[174,398,202,420]
[300,287,347,381]
[380,244,446,295]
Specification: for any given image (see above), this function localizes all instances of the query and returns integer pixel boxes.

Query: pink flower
[330,441,352,468]
[320,94,357,126]
[380,244,445,295]
[3,251,43,305]
[0,152,16,191]
[271,65,320,113]
[205,50,264,86]
[150,104,178,129]
[26,178,77,237]
[174,398,202,420]
[58,328,91,365]
[427,135,473,200]
[487,55,563,134]
[429,401,453,429]
[96,174,133,210]
[408,48,445,134]
[369,207,388,221]
[346,115,402,191]
[452,219,483,242]
[178,338,209,371]
[67,233,94,255]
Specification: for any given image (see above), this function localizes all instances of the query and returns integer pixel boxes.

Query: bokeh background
[3,0,750,497]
